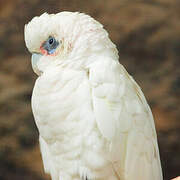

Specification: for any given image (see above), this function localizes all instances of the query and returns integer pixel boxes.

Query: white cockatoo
[24,12,163,180]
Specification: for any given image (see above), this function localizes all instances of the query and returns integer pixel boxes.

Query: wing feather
[89,58,163,180]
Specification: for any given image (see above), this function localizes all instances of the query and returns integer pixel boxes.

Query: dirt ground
[0,0,179,179]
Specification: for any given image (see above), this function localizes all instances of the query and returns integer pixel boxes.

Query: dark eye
[48,37,54,45]
[42,36,59,55]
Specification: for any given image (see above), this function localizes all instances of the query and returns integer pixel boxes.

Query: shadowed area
[0,0,179,180]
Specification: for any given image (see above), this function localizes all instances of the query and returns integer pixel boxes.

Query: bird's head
[24,12,118,76]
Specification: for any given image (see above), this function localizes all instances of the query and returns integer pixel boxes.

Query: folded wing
[89,58,163,180]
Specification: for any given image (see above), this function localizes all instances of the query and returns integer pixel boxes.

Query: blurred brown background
[0,0,179,179]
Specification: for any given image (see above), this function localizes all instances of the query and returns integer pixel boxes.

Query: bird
[24,11,163,180]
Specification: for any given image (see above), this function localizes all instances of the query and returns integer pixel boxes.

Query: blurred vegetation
[0,0,179,179]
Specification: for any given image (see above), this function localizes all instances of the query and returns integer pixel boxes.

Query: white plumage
[24,12,163,180]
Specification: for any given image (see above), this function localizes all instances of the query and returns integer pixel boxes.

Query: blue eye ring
[42,36,59,55]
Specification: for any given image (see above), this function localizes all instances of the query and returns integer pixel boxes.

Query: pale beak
[31,53,42,76]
